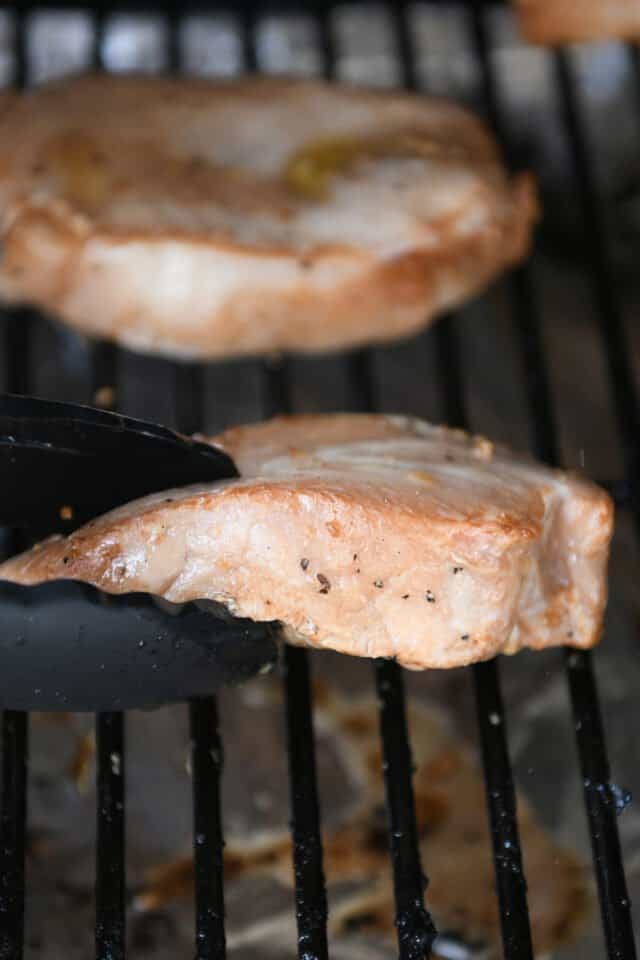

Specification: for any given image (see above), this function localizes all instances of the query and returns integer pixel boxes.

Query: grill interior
[0,3,638,959]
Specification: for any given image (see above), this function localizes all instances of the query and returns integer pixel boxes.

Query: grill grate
[467,11,637,957]
[0,4,638,960]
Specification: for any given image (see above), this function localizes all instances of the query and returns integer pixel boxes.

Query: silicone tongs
[0,394,278,711]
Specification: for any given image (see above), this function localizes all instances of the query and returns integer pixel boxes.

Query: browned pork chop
[0,414,612,669]
[0,74,535,360]
[515,0,640,43]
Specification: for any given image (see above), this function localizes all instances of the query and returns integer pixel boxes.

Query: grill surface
[0,4,638,960]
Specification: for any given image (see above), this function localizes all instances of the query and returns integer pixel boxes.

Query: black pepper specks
[373,580,384,589]
[300,558,309,571]
[425,590,436,603]
[63,556,69,565]
[164,497,174,503]
[460,634,470,641]
[353,553,358,561]
[453,566,464,574]
[566,630,574,639]
[317,573,331,594]
[402,594,410,600]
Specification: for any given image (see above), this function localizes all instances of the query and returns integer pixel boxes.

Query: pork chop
[0,414,612,669]
[515,0,640,44]
[0,74,536,359]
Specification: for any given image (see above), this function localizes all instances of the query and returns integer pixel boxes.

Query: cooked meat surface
[0,74,535,360]
[515,0,640,43]
[0,414,612,669]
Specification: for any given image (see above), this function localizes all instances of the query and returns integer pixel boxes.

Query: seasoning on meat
[317,573,331,594]
[0,413,613,671]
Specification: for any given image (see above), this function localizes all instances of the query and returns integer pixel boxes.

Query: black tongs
[0,392,236,531]
[0,394,278,711]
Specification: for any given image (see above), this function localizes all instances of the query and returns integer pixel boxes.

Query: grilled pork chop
[515,0,640,43]
[0,74,535,360]
[0,414,612,669]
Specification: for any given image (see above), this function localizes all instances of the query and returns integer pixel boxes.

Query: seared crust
[0,74,536,359]
[0,414,612,670]
[515,0,640,44]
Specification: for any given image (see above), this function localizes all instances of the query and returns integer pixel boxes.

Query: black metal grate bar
[315,1,335,77]
[90,340,125,960]
[190,697,227,960]
[472,662,533,958]
[375,661,436,960]
[92,10,105,69]
[565,648,637,959]
[241,8,258,73]
[5,10,31,399]
[467,2,557,455]
[554,49,640,537]
[316,41,425,942]
[167,7,181,73]
[164,11,228,954]
[468,11,637,958]
[436,317,535,960]
[344,346,434,958]
[175,362,205,437]
[258,350,329,958]
[172,365,227,959]
[0,711,28,960]
[90,342,118,407]
[389,12,535,952]
[284,645,329,960]
[95,711,126,960]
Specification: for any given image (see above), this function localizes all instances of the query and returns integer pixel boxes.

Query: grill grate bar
[89,343,126,960]
[467,12,637,958]
[318,25,433,941]
[473,662,534,959]
[432,316,535,958]
[375,661,437,960]
[91,342,118,409]
[315,2,335,78]
[0,711,28,960]
[554,50,640,538]
[172,363,227,959]
[565,649,637,959]
[190,696,226,960]
[241,8,258,73]
[392,14,536,943]
[175,363,205,438]
[95,711,126,960]
[167,7,228,941]
[346,349,435,958]
[284,645,329,960]
[167,7,181,73]
[92,10,105,69]
[259,355,330,958]
[337,321,434,955]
